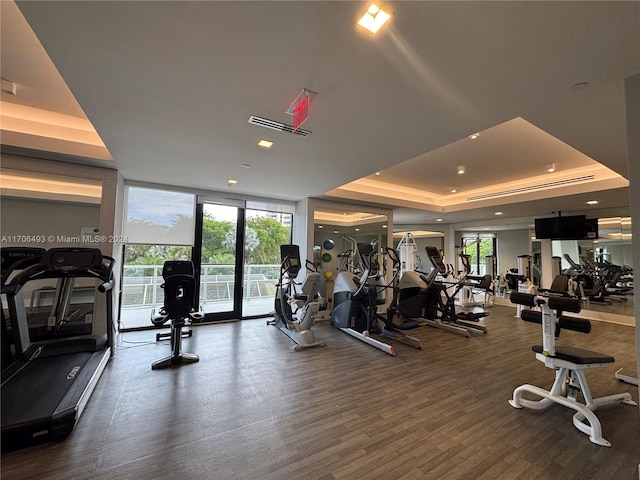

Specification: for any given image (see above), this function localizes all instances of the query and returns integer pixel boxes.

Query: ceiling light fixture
[357,4,391,34]
[318,225,323,228]
[436,218,443,222]
[382,224,387,228]
[586,200,599,205]
[495,211,503,215]
[451,188,457,193]
[258,139,273,148]
[546,163,556,173]
[457,165,465,175]
[227,179,238,186]
[469,133,479,140]
[374,172,381,176]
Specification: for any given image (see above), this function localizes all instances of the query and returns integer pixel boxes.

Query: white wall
[1,197,101,248]
[496,229,530,275]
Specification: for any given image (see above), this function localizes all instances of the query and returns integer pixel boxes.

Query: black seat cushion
[532,345,614,364]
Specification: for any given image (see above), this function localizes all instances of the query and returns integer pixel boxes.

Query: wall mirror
[1,165,106,336]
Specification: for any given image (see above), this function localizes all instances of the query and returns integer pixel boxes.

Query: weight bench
[508,292,636,447]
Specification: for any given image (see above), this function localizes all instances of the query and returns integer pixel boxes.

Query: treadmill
[1,247,46,371]
[1,247,115,452]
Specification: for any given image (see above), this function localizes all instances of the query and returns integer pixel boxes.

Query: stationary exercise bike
[268,244,325,351]
[150,260,203,370]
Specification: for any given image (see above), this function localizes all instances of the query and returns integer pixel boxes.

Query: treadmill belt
[2,352,92,427]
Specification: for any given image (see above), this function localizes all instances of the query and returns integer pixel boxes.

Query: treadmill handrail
[7,253,114,294]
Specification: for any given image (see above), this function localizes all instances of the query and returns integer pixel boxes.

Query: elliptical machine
[423,246,489,335]
[380,247,425,330]
[268,244,325,351]
[331,243,423,356]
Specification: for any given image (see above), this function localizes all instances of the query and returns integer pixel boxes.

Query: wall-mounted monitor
[534,215,587,240]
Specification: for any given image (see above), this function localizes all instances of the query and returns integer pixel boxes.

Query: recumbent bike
[268,244,325,350]
[150,260,203,370]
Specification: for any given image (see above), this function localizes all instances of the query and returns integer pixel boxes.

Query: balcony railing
[121,263,279,308]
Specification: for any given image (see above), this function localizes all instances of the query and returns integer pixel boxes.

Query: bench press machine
[508,292,636,447]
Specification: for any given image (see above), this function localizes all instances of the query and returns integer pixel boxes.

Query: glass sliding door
[242,209,292,317]
[193,202,243,321]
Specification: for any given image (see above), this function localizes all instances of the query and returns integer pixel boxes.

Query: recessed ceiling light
[374,172,381,176]
[436,218,443,222]
[469,133,479,140]
[357,4,391,34]
[334,230,338,234]
[451,188,457,193]
[494,211,503,215]
[382,224,387,228]
[318,225,323,228]
[258,139,273,148]
[586,200,599,205]
[227,179,238,186]
[355,228,360,232]
[457,165,465,175]
[546,163,556,173]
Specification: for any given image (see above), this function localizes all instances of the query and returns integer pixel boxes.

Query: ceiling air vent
[248,115,311,137]
[467,175,596,201]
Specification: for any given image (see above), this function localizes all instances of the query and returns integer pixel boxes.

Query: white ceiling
[2,1,639,227]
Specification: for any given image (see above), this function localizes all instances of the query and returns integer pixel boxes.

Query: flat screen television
[534,215,587,240]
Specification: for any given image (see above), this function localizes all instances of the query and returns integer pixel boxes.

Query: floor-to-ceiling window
[119,185,196,330]
[461,234,496,276]
[119,188,293,330]
[242,208,292,318]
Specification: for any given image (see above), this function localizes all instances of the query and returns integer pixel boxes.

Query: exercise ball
[324,270,333,280]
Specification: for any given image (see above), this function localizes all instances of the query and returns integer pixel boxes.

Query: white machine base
[509,363,636,447]
[340,327,396,356]
[615,367,639,386]
[424,318,470,337]
[268,319,326,351]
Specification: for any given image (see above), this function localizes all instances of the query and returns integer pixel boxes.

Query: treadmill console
[43,248,103,273]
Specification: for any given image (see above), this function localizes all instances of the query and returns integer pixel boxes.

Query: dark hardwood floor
[2,305,639,479]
